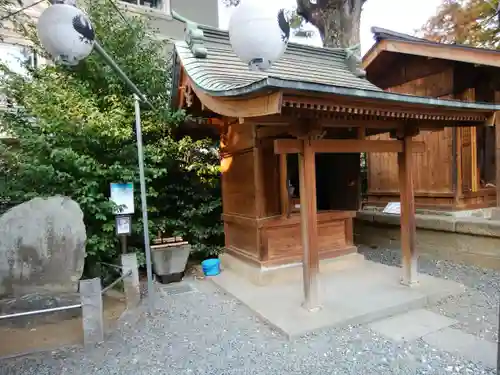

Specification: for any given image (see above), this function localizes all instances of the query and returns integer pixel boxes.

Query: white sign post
[110,183,134,254]
[110,183,135,215]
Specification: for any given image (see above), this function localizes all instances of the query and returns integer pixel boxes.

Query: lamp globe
[228,1,290,71]
[37,3,95,66]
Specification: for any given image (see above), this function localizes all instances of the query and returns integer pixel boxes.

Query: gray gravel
[361,246,500,343]
[1,248,499,375]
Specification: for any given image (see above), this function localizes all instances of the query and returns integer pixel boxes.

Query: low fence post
[121,253,140,309]
[80,277,104,347]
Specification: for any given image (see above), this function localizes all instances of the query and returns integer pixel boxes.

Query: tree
[0,0,223,280]
[420,0,500,48]
[222,0,367,48]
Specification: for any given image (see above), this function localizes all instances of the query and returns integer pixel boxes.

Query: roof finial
[170,9,207,58]
[344,44,366,78]
[185,22,207,58]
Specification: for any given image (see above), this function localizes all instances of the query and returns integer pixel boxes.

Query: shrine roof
[173,25,500,112]
[365,27,500,69]
[174,25,379,94]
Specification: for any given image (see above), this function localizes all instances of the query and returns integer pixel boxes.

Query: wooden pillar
[496,123,500,206]
[298,139,320,311]
[398,135,418,285]
[454,128,462,206]
[279,154,289,217]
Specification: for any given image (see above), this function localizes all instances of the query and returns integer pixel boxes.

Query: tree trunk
[296,0,365,48]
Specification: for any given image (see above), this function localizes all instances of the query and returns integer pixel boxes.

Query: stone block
[455,217,500,238]
[355,211,374,222]
[371,212,401,226]
[80,278,103,347]
[415,215,456,232]
[0,196,86,297]
[423,328,497,369]
[121,253,140,309]
[356,219,500,270]
[488,207,500,220]
[369,309,457,342]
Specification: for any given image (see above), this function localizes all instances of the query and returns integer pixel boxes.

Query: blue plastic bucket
[201,258,221,277]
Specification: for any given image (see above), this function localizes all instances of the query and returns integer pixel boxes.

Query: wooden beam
[384,40,500,68]
[273,139,426,155]
[244,114,407,130]
[188,79,283,118]
[298,139,320,311]
[398,136,418,285]
[485,111,500,127]
[362,39,388,69]
[274,139,304,154]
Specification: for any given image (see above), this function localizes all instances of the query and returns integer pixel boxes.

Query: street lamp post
[36,0,299,312]
[36,2,155,314]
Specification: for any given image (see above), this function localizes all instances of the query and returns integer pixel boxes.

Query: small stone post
[121,253,140,308]
[80,278,104,347]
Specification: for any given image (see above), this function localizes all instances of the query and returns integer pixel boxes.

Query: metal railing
[0,303,82,321]
[101,270,132,294]
[0,270,132,321]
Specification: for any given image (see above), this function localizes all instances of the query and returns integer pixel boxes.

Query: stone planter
[151,241,191,284]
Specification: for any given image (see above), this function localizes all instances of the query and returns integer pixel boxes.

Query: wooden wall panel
[367,68,455,197]
[256,212,355,265]
[221,151,256,216]
[224,222,259,259]
[367,129,453,194]
[259,139,281,217]
[386,69,454,97]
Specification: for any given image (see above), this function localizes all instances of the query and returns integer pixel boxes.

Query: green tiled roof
[174,25,500,112]
[175,25,379,95]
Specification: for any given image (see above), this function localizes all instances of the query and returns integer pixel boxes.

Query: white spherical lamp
[37,4,95,66]
[228,1,290,71]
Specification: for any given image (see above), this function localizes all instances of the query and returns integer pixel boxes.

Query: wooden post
[279,154,289,217]
[496,124,500,207]
[298,139,320,311]
[456,128,463,206]
[398,135,418,286]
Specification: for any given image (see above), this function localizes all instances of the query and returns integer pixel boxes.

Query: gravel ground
[360,246,500,343]
[1,248,499,375]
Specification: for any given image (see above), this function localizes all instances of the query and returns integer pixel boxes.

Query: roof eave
[187,75,500,112]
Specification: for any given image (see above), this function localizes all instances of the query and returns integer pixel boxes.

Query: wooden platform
[223,211,356,268]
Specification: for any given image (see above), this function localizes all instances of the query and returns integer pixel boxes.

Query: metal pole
[101,270,132,295]
[92,41,155,313]
[0,304,82,320]
[134,94,155,314]
[93,42,154,110]
[120,234,127,254]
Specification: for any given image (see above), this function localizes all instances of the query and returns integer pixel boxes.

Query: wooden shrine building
[171,25,500,308]
[364,27,500,210]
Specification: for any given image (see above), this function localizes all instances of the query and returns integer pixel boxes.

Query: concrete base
[211,258,465,339]
[220,250,363,286]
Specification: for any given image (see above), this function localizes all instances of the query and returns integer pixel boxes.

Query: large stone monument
[0,196,86,297]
